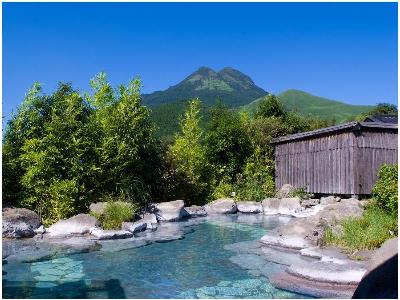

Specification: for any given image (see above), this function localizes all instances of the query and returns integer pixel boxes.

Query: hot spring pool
[3,215,311,298]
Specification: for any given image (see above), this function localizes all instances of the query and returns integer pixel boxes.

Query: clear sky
[3,2,398,122]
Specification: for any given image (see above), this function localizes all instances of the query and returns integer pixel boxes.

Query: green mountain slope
[241,89,373,122]
[143,66,268,107]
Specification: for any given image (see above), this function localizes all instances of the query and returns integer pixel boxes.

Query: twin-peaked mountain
[142,66,373,137]
[142,67,268,107]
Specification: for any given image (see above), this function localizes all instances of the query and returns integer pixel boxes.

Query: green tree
[94,76,163,206]
[17,83,98,224]
[255,94,287,119]
[168,99,210,203]
[205,101,252,184]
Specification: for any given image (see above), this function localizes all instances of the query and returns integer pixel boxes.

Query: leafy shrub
[289,187,311,200]
[211,180,233,200]
[372,164,398,216]
[323,202,398,253]
[235,148,275,201]
[95,200,137,230]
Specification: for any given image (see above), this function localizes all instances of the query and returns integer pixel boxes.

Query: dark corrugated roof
[364,115,398,124]
[271,121,398,144]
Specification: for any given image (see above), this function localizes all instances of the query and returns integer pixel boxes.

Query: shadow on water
[2,278,126,299]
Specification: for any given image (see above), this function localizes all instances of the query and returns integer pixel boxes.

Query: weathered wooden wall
[355,130,398,195]
[275,128,398,196]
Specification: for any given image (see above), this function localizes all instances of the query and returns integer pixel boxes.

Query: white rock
[121,221,147,233]
[276,184,296,198]
[183,205,207,218]
[47,214,100,237]
[89,227,133,240]
[260,234,311,250]
[236,201,263,214]
[278,197,301,215]
[204,198,237,214]
[262,198,280,215]
[34,225,45,234]
[141,213,158,230]
[287,261,366,284]
[153,200,185,222]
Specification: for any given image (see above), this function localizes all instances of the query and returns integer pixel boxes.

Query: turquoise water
[3,215,309,299]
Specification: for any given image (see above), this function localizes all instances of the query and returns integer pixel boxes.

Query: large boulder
[121,220,147,233]
[262,198,280,215]
[89,227,133,240]
[276,184,296,198]
[260,198,363,249]
[2,208,41,238]
[236,201,263,214]
[262,197,301,216]
[47,214,100,237]
[183,205,207,218]
[140,213,158,230]
[204,198,237,214]
[278,197,302,215]
[153,200,185,222]
[353,237,398,299]
[320,196,341,205]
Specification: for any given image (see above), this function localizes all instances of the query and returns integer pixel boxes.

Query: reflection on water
[3,215,308,299]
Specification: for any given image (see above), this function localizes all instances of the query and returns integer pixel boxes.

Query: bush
[235,148,275,201]
[372,164,398,216]
[211,180,233,200]
[94,200,137,230]
[323,202,398,253]
[289,187,311,200]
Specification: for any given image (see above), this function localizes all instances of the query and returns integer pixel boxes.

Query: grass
[91,200,137,230]
[323,202,398,253]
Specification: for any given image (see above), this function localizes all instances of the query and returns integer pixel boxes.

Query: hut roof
[364,115,398,124]
[271,121,398,144]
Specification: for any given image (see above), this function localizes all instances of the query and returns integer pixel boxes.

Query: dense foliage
[3,74,333,223]
[3,74,162,224]
[323,202,398,253]
[372,164,398,216]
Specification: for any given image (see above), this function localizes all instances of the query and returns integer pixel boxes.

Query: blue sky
[3,2,398,122]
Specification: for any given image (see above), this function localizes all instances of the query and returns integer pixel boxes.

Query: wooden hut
[271,121,398,198]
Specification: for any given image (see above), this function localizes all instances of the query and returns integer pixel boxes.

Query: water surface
[3,214,309,298]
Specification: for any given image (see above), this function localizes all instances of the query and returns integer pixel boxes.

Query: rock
[89,227,133,240]
[262,197,301,216]
[278,197,301,215]
[204,198,237,214]
[153,200,185,222]
[320,195,341,205]
[121,221,147,233]
[47,214,100,237]
[2,208,41,238]
[260,199,363,249]
[34,225,46,234]
[353,237,398,298]
[140,213,158,230]
[270,271,358,298]
[260,234,311,250]
[276,184,296,198]
[300,198,319,208]
[287,260,366,285]
[183,205,207,218]
[236,201,263,214]
[262,198,280,215]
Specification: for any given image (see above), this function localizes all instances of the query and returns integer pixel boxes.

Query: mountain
[143,66,268,107]
[240,89,373,122]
